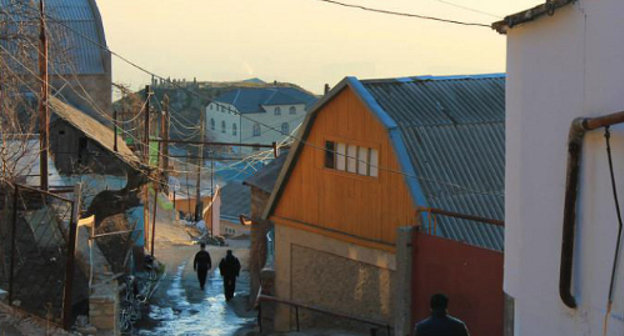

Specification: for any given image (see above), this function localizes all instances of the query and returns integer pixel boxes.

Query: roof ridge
[361,73,506,85]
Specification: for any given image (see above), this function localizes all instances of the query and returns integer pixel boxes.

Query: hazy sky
[98,0,540,94]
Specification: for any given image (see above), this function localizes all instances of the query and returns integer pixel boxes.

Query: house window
[232,123,237,136]
[325,140,379,177]
[347,144,357,173]
[289,106,296,115]
[281,122,289,134]
[274,107,281,115]
[253,123,261,137]
[369,149,379,177]
[210,118,215,130]
[324,141,335,168]
[221,121,226,133]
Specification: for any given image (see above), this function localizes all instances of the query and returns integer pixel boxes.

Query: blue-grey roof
[220,182,250,221]
[214,87,317,114]
[0,0,108,75]
[243,151,289,194]
[361,74,505,251]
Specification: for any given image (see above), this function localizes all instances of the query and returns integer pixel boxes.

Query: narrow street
[135,235,256,336]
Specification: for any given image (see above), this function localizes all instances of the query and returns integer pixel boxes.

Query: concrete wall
[274,224,395,332]
[505,2,624,334]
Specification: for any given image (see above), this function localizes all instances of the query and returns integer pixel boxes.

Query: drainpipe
[560,110,624,309]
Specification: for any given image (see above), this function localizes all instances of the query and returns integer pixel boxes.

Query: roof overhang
[492,0,575,34]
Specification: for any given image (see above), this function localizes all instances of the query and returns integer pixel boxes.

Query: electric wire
[602,126,623,336]
[4,2,503,199]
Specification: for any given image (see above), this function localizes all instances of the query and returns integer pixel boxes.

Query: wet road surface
[136,246,255,336]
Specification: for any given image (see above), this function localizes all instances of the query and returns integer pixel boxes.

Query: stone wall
[274,224,396,333]
[248,187,272,308]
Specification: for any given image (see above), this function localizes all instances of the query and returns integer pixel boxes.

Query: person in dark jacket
[413,293,470,336]
[193,243,212,290]
[218,250,241,301]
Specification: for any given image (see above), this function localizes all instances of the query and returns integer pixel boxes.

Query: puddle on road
[137,262,254,336]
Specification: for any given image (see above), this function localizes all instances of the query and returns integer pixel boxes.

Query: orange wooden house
[262,74,505,334]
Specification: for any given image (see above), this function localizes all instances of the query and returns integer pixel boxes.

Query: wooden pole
[143,86,151,254]
[194,110,204,222]
[38,0,49,191]
[8,185,19,306]
[63,183,81,330]
[162,95,170,183]
[113,110,118,152]
[151,178,158,257]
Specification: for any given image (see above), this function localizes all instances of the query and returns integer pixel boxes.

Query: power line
[427,0,501,19]
[4,2,502,198]
[311,0,491,27]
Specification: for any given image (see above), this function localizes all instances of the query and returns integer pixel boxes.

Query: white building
[205,87,317,154]
[494,1,624,334]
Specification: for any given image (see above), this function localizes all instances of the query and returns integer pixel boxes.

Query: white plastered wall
[506,2,624,334]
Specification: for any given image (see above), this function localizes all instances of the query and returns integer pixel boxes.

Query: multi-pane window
[232,123,237,136]
[253,123,261,136]
[210,118,215,130]
[281,122,289,134]
[221,120,226,133]
[274,107,281,115]
[289,106,296,115]
[324,140,379,177]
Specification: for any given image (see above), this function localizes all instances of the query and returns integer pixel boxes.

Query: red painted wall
[411,231,504,336]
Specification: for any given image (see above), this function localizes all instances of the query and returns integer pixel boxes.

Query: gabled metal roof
[0,0,109,75]
[219,182,250,221]
[214,87,317,114]
[264,74,505,251]
[361,75,505,251]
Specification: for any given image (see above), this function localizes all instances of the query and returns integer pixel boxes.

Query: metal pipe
[559,110,624,309]
[415,206,504,227]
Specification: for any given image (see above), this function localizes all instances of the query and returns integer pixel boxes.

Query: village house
[205,87,317,154]
[262,74,505,335]
[494,0,624,334]
[0,0,112,121]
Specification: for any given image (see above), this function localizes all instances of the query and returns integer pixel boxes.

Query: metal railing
[257,294,392,335]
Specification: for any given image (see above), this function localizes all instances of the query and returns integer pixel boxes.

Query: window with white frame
[274,107,281,115]
[221,120,226,133]
[289,106,296,115]
[324,140,379,177]
[253,123,261,136]
[232,123,237,136]
[210,118,215,130]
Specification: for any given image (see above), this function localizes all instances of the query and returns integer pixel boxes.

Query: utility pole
[194,110,205,222]
[113,110,118,152]
[38,0,49,191]
[143,85,151,255]
[161,94,170,188]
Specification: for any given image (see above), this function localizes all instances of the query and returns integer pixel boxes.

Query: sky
[98,0,541,94]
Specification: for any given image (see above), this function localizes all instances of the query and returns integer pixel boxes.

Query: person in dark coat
[193,243,212,290]
[413,293,470,336]
[218,250,241,301]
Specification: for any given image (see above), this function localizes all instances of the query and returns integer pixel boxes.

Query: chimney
[324,84,330,95]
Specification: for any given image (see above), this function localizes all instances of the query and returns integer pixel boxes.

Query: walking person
[218,250,241,301]
[413,293,470,336]
[193,243,212,290]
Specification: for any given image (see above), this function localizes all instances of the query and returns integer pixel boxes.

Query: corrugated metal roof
[362,75,505,251]
[0,0,107,74]
[214,87,317,114]
[220,182,250,221]
[243,151,289,194]
[50,96,141,168]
